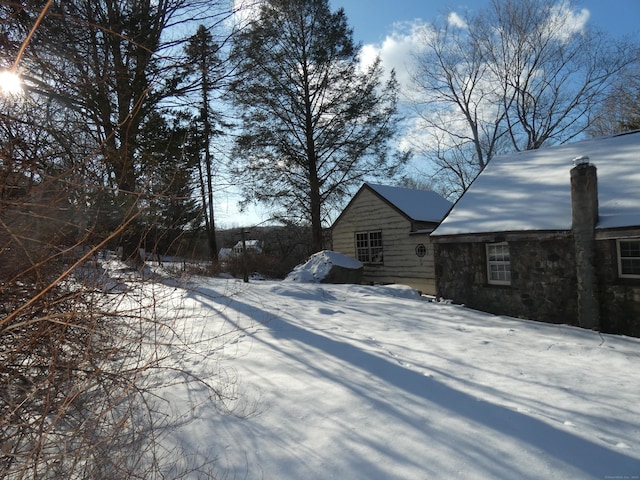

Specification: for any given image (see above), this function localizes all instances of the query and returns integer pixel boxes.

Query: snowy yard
[117,256,640,480]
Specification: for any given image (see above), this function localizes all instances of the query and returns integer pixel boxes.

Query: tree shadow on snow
[180,284,640,478]
[258,307,639,478]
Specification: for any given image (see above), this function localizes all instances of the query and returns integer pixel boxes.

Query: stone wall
[595,240,640,336]
[435,237,578,325]
[435,236,640,336]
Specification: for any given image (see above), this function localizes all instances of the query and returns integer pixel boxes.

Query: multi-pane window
[617,238,640,278]
[486,242,511,285]
[355,231,384,264]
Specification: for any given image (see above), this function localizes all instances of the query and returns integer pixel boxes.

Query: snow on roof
[232,240,262,252]
[366,183,452,223]
[432,130,640,236]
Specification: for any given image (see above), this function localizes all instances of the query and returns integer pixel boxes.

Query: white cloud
[358,21,433,95]
[358,43,380,72]
[546,0,589,41]
[447,12,468,30]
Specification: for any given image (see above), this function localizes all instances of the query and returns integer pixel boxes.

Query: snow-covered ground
[112,253,640,479]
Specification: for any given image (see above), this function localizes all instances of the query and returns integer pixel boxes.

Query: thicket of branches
[0,100,234,479]
[589,65,640,136]
[0,0,241,477]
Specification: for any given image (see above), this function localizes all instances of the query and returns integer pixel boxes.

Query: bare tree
[409,0,638,197]
[589,64,640,136]
[408,17,507,198]
[6,0,234,261]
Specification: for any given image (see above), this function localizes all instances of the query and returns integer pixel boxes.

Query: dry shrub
[0,180,232,479]
[0,199,156,479]
[222,252,304,280]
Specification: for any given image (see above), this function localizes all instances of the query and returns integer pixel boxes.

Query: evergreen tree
[230,0,407,252]
[137,112,201,257]
[184,25,226,261]
[9,0,229,261]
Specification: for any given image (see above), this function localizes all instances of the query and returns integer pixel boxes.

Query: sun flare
[0,70,23,95]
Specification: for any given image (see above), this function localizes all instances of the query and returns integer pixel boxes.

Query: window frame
[486,242,511,285]
[355,230,384,265]
[617,238,640,279]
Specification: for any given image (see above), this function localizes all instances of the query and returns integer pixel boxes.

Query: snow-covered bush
[285,250,363,283]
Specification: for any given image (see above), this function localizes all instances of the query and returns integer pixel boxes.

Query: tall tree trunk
[308,169,323,253]
[204,145,218,261]
[304,61,323,253]
[186,25,220,262]
[202,58,218,261]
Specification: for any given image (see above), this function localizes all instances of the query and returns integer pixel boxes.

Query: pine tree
[137,112,201,257]
[184,25,226,261]
[230,0,407,252]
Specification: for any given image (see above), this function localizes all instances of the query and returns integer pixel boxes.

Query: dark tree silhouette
[230,0,408,252]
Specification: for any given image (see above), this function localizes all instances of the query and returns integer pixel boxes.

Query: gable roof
[432,130,640,237]
[331,183,452,229]
[365,183,452,223]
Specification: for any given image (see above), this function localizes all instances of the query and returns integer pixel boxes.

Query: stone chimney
[570,156,600,330]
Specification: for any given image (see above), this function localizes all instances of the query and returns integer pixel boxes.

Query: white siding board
[332,188,438,294]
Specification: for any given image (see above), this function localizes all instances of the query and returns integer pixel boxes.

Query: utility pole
[241,229,250,283]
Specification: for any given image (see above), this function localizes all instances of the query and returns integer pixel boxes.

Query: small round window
[415,244,426,257]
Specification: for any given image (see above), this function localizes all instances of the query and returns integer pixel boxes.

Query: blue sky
[331,1,640,45]
[223,0,640,227]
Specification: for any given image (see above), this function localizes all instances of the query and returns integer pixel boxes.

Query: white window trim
[617,238,640,279]
[486,242,511,286]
